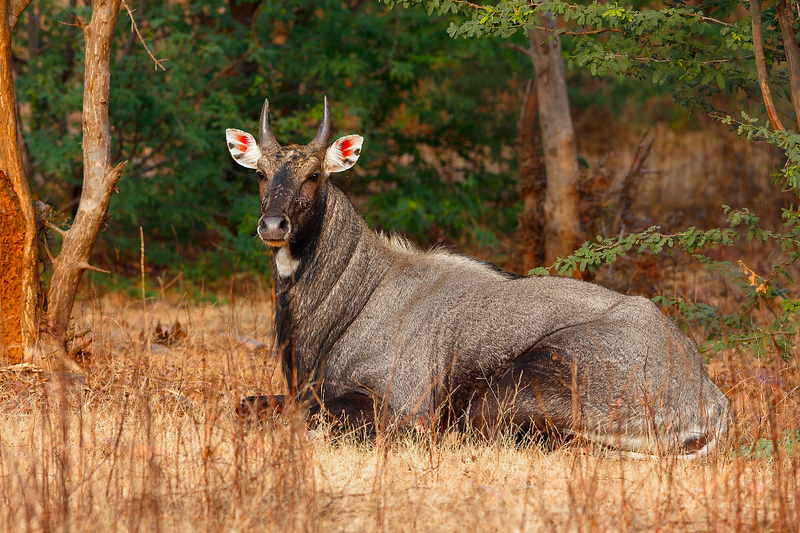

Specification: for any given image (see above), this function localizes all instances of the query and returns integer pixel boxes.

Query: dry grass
[1,285,798,533]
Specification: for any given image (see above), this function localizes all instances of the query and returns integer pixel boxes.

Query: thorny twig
[121,0,166,71]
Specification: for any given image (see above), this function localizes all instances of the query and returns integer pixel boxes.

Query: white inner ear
[324,135,363,173]
[226,128,261,169]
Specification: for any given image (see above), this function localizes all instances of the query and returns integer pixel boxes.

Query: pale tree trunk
[515,79,546,272]
[0,0,38,364]
[44,0,125,355]
[528,13,581,266]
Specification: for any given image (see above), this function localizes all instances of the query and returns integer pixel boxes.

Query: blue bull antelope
[227,98,731,457]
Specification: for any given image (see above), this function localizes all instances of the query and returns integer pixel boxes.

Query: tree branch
[544,26,623,36]
[45,220,68,238]
[76,261,110,274]
[120,0,146,62]
[751,0,785,131]
[607,52,753,65]
[508,42,533,60]
[694,14,736,27]
[120,0,166,71]
[9,0,33,31]
[777,0,800,130]
[46,0,124,350]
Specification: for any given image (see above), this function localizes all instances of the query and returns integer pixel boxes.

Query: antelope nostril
[258,215,291,241]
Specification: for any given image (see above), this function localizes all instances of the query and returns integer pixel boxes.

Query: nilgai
[227,97,731,457]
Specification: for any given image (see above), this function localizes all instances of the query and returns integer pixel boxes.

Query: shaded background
[11,0,783,291]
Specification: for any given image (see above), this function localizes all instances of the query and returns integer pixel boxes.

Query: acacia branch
[751,0,785,131]
[534,25,623,36]
[45,220,68,237]
[606,52,752,65]
[694,14,736,27]
[443,0,487,10]
[120,0,166,71]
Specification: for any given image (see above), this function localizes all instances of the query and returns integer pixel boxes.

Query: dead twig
[120,0,166,71]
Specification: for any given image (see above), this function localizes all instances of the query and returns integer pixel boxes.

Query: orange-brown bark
[0,171,24,363]
[0,0,38,362]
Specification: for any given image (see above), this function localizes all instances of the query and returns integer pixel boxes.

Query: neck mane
[272,182,390,393]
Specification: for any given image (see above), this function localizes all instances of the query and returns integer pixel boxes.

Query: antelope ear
[324,135,363,173]
[226,129,261,169]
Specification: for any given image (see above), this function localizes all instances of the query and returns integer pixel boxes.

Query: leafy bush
[395,0,800,356]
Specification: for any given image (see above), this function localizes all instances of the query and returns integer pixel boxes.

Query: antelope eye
[307,172,320,182]
[256,171,266,182]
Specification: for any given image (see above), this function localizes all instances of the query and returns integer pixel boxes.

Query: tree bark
[515,79,546,272]
[8,0,31,31]
[45,0,125,354]
[528,13,581,266]
[0,0,38,364]
[0,171,26,363]
[752,0,785,131]
[777,0,800,130]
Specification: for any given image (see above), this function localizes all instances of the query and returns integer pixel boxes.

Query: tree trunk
[0,0,38,364]
[777,0,800,130]
[1,0,124,367]
[45,0,125,354]
[515,79,546,272]
[528,13,581,266]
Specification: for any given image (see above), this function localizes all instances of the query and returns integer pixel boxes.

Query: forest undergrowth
[0,264,798,533]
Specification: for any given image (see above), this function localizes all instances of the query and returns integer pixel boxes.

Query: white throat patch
[274,247,301,278]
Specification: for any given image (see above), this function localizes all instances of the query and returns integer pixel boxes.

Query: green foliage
[16,0,527,279]
[530,204,800,355]
[391,0,766,115]
[385,0,800,357]
[737,430,800,459]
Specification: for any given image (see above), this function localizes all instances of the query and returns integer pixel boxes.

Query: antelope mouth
[261,238,288,248]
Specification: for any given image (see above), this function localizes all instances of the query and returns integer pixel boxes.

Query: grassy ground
[0,285,798,532]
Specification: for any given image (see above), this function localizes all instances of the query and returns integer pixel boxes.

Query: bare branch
[558,3,735,27]
[45,220,68,238]
[120,0,166,71]
[444,0,488,11]
[120,0,147,62]
[694,14,736,27]
[76,261,110,274]
[606,52,753,65]
[751,0,785,131]
[545,26,623,36]
[508,42,534,60]
[42,238,55,263]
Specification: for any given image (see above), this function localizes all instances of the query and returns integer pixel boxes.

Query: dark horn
[259,99,280,154]
[307,96,331,152]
